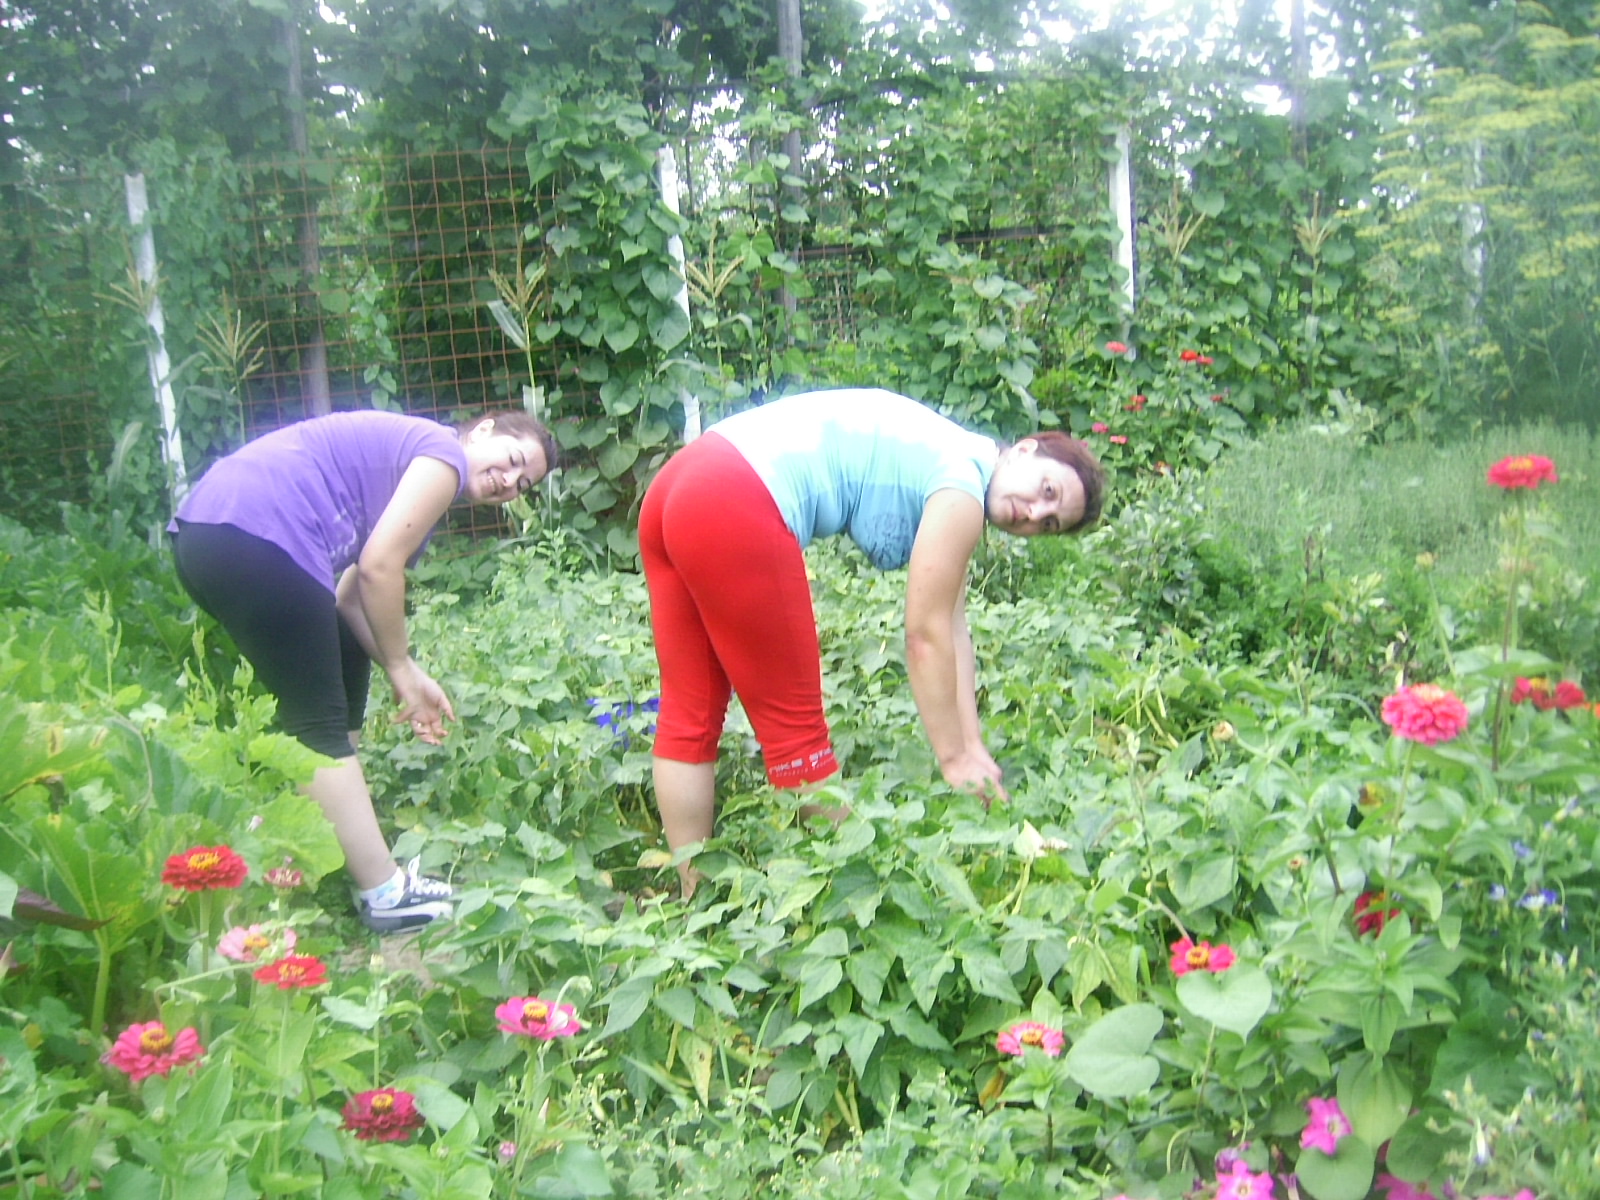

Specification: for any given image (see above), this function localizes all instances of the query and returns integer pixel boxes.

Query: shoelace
[403,859,453,900]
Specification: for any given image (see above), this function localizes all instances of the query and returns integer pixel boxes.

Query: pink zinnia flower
[1375,1174,1440,1200]
[1487,454,1557,490]
[1380,682,1469,745]
[496,996,582,1040]
[1215,1159,1275,1199]
[1300,1096,1352,1154]
[253,954,328,990]
[1197,355,1214,365]
[1170,936,1236,975]
[1109,434,1128,445]
[1106,340,1129,354]
[1092,422,1110,433]
[103,1021,204,1083]
[218,924,296,964]
[995,1021,1065,1058]
[162,845,248,891]
[1479,1192,1536,1200]
[341,1088,425,1142]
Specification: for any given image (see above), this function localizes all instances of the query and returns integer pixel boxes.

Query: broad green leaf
[1383,1113,1449,1182]
[1169,851,1237,910]
[1176,964,1273,1037]
[1294,1136,1375,1200]
[1337,1054,1412,1148]
[1064,1003,1163,1097]
[797,958,843,1011]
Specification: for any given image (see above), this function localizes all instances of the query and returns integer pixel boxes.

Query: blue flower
[1518,888,1560,912]
[1488,883,1507,902]
[1512,840,1533,860]
[587,697,661,748]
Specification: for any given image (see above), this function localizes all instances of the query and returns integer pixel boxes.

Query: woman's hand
[389,658,456,744]
[940,747,1009,809]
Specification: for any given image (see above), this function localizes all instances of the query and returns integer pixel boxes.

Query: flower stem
[1490,496,1528,771]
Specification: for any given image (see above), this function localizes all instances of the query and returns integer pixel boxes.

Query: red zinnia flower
[1380,682,1468,745]
[162,845,248,891]
[341,1088,425,1142]
[496,996,582,1040]
[1487,454,1558,490]
[1170,936,1236,975]
[1179,348,1200,362]
[253,954,329,990]
[1125,394,1147,411]
[1105,340,1129,354]
[103,1021,204,1083]
[1354,890,1400,936]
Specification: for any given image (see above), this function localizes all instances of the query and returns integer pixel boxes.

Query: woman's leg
[170,523,408,890]
[641,437,839,894]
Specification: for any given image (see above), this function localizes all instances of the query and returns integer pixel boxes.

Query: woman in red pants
[639,388,1104,894]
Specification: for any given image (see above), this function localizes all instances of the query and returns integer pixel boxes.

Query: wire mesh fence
[0,130,1112,534]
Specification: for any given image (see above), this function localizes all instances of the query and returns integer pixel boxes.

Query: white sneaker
[359,858,453,934]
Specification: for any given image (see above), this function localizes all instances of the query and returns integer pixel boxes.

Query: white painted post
[658,144,701,440]
[1109,126,1137,332]
[124,173,189,506]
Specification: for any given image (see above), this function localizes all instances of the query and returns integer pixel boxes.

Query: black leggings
[171,521,371,760]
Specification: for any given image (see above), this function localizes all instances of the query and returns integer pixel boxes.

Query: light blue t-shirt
[710,389,999,569]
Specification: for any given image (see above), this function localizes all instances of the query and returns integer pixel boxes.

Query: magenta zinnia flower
[1487,454,1557,490]
[1170,936,1236,975]
[103,1021,204,1083]
[1215,1159,1275,1199]
[496,996,582,1040]
[162,845,248,891]
[995,1021,1065,1058]
[1381,682,1469,745]
[341,1088,425,1142]
[1300,1096,1351,1154]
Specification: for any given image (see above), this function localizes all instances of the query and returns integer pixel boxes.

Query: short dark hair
[1026,431,1104,532]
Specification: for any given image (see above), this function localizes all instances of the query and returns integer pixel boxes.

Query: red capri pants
[639,432,839,788]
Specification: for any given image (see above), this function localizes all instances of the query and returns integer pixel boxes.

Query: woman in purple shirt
[169,409,554,933]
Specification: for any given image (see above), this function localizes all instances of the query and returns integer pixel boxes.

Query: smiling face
[460,419,550,504]
[984,438,1088,537]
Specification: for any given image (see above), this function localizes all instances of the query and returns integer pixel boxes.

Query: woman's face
[984,439,1087,537]
[461,421,550,504]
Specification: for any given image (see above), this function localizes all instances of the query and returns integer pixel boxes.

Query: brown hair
[1025,431,1105,533]
[461,410,560,476]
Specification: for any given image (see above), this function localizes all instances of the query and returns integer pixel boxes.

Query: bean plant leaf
[1064,1003,1162,1097]
[1176,964,1273,1037]
[1383,1113,1449,1181]
[1168,851,1237,910]
[1337,1054,1412,1148]
[1294,1135,1375,1200]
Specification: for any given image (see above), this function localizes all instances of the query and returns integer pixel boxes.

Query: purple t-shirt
[171,411,469,592]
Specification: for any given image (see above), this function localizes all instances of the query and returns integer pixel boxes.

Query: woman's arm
[349,456,461,742]
[904,489,1007,801]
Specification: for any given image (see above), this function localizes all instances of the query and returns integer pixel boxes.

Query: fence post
[124,172,190,508]
[1109,125,1137,331]
[658,144,700,440]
